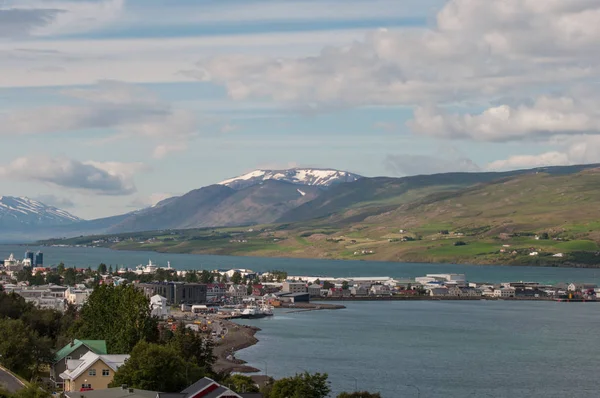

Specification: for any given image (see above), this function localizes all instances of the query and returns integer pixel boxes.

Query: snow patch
[297,189,306,196]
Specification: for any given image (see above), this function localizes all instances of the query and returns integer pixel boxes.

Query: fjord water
[3,245,600,284]
[236,301,600,398]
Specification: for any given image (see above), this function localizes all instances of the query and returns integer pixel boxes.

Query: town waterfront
[236,301,600,397]
[2,245,600,284]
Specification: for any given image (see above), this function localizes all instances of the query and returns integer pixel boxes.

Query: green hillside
[39,167,600,267]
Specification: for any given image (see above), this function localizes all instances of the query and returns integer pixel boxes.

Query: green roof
[54,339,108,362]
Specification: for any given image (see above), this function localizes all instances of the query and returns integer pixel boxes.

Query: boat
[135,260,172,274]
[240,302,274,319]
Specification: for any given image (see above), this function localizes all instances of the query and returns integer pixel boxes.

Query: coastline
[32,243,600,268]
[213,303,345,373]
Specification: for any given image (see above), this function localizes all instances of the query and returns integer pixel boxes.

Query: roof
[55,340,108,362]
[60,352,129,381]
[180,377,216,394]
[65,387,159,398]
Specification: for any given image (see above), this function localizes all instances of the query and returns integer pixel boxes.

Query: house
[252,284,265,296]
[228,285,248,298]
[60,351,129,392]
[206,283,228,301]
[493,287,516,298]
[369,285,391,296]
[307,284,322,298]
[282,282,307,294]
[150,295,170,318]
[427,287,449,296]
[65,286,92,306]
[350,285,369,296]
[328,288,350,298]
[568,283,598,292]
[51,340,109,388]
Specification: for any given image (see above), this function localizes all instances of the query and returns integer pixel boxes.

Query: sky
[1,0,600,219]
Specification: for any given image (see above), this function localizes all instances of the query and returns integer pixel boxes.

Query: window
[82,384,91,389]
[102,369,110,376]
[88,369,96,376]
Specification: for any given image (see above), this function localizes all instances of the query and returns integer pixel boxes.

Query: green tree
[72,284,159,353]
[30,272,45,286]
[56,263,65,275]
[341,281,349,290]
[269,372,330,398]
[97,263,107,274]
[0,319,53,380]
[111,341,203,392]
[199,270,214,284]
[44,273,61,285]
[337,392,381,398]
[185,271,198,283]
[170,324,215,370]
[63,268,77,286]
[224,374,259,393]
[231,271,242,285]
[16,268,32,283]
[323,281,335,290]
[108,265,113,274]
[10,385,51,398]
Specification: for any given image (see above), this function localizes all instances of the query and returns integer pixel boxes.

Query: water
[235,301,600,397]
[2,244,600,284]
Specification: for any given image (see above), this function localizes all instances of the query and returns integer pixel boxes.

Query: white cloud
[34,194,75,208]
[188,0,600,109]
[152,143,188,159]
[220,123,239,134]
[128,192,175,209]
[384,147,480,176]
[0,156,142,195]
[0,80,198,157]
[408,89,600,142]
[486,136,600,171]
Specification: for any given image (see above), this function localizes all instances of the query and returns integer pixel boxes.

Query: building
[568,283,598,292]
[24,251,34,265]
[282,281,307,294]
[66,376,263,398]
[428,287,449,296]
[278,292,310,303]
[51,340,108,388]
[60,352,129,392]
[349,285,369,296]
[150,295,170,318]
[65,287,92,306]
[137,282,207,305]
[228,284,248,298]
[370,285,391,296]
[307,284,322,298]
[35,251,44,266]
[493,287,516,298]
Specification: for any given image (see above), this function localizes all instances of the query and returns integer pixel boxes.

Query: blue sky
[1,0,599,219]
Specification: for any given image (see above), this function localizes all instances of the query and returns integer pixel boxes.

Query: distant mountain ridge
[219,168,362,190]
[0,196,81,229]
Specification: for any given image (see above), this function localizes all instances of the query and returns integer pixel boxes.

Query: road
[0,366,25,393]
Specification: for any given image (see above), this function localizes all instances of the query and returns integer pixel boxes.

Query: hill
[38,165,600,267]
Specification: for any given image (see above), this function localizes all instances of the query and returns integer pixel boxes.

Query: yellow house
[60,351,129,392]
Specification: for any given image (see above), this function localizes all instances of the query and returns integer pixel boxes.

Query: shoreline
[25,243,600,269]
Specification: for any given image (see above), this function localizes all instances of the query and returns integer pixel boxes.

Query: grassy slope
[39,169,600,266]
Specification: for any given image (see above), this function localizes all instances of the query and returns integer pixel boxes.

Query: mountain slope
[277,164,600,224]
[0,196,81,229]
[219,168,361,190]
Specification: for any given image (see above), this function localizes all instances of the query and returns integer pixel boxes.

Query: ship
[240,302,274,319]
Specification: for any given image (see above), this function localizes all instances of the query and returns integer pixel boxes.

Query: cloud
[0,80,198,157]
[384,148,480,176]
[486,136,600,171]
[408,91,600,142]
[0,156,143,195]
[34,194,75,208]
[220,123,239,134]
[373,122,399,132]
[3,0,124,37]
[189,0,600,109]
[152,143,188,159]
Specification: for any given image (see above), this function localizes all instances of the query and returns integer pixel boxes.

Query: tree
[269,372,330,398]
[63,268,77,286]
[97,263,107,274]
[111,341,203,392]
[314,279,321,286]
[15,268,32,283]
[0,319,53,380]
[337,392,381,398]
[44,273,61,285]
[199,270,214,284]
[341,281,349,290]
[224,375,259,393]
[72,284,159,353]
[185,271,198,283]
[108,265,113,274]
[9,385,51,398]
[56,263,65,275]
[170,324,215,370]
[30,272,45,286]
[231,271,242,285]
[323,281,335,290]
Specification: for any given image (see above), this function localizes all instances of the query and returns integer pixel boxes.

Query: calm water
[235,301,600,397]
[2,244,600,284]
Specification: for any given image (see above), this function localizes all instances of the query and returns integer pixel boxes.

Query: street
[0,366,25,393]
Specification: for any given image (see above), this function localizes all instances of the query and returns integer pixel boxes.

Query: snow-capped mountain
[0,196,82,228]
[219,168,362,190]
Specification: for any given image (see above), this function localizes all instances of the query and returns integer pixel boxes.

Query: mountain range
[3,164,600,244]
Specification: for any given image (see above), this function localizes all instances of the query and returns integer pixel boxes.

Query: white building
[228,284,248,298]
[493,287,516,298]
[282,281,307,294]
[65,287,92,306]
[428,287,449,296]
[150,294,169,318]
